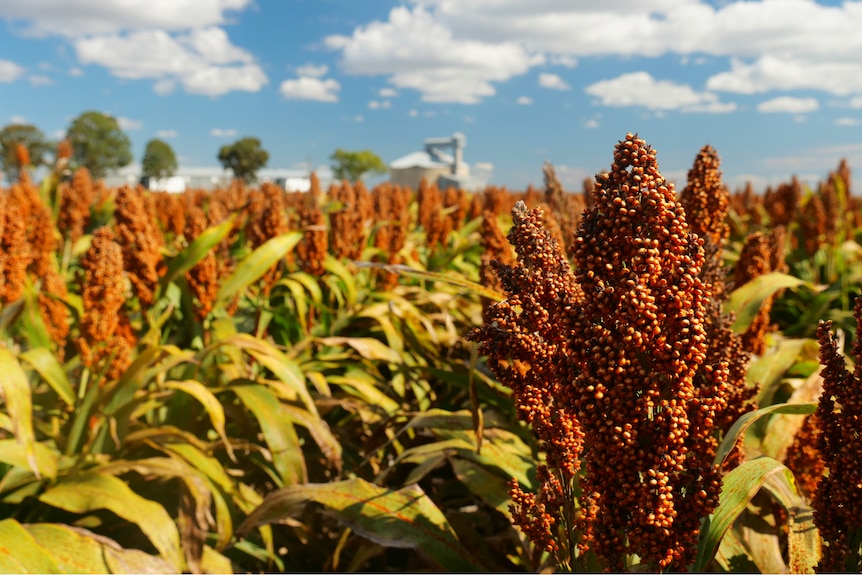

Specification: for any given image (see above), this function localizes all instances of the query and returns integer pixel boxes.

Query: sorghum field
[0,132,860,573]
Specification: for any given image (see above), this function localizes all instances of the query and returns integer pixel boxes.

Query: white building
[389,133,490,192]
[102,165,333,192]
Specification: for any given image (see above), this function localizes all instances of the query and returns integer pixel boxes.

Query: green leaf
[0,439,57,480]
[21,285,52,350]
[20,347,75,407]
[323,255,357,306]
[38,472,182,571]
[450,457,513,519]
[0,348,39,477]
[355,261,505,301]
[317,336,402,363]
[26,523,174,574]
[714,402,818,468]
[231,385,306,487]
[161,214,236,291]
[0,518,61,573]
[163,379,234,460]
[726,272,812,333]
[237,477,485,571]
[215,231,303,308]
[694,457,800,573]
[229,334,318,416]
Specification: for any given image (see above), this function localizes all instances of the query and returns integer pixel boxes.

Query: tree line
[1,110,387,184]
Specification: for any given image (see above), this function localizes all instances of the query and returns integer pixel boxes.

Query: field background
[0,140,857,573]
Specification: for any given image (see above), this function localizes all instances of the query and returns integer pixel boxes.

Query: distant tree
[66,111,133,179]
[217,137,269,183]
[330,148,387,182]
[141,138,178,179]
[0,123,52,182]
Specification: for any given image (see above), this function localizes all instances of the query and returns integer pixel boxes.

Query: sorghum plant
[812,296,862,572]
[679,146,754,466]
[184,205,219,321]
[0,188,30,304]
[57,167,95,244]
[246,182,290,295]
[295,173,328,277]
[733,227,787,355]
[472,134,731,571]
[114,185,163,307]
[77,226,132,381]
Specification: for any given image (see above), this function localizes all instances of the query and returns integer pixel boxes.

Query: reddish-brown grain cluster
[184,206,219,320]
[77,227,132,381]
[246,182,290,295]
[57,167,95,244]
[733,227,786,355]
[295,173,328,277]
[813,300,862,572]
[329,179,373,261]
[679,146,755,467]
[469,201,585,564]
[569,133,726,570]
[114,185,164,307]
[371,182,412,290]
[784,413,824,499]
[471,134,734,571]
[0,189,30,304]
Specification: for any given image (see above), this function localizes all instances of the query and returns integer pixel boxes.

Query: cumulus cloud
[117,116,142,130]
[324,1,862,103]
[835,117,860,127]
[211,128,237,137]
[757,96,819,114]
[539,72,570,91]
[74,27,266,96]
[707,56,862,96]
[586,72,736,113]
[379,87,398,97]
[156,129,178,138]
[28,74,52,86]
[280,76,340,102]
[517,96,533,105]
[296,63,328,78]
[324,5,543,104]
[0,0,253,36]
[368,100,391,110]
[0,59,24,82]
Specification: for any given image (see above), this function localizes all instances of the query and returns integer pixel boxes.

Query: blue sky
[1,0,861,191]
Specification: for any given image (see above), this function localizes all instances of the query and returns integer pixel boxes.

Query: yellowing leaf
[238,478,485,571]
[38,472,182,571]
[0,348,38,477]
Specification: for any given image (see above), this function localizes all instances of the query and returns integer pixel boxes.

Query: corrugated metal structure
[389,133,488,192]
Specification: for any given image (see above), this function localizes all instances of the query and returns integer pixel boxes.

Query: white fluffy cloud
[517,96,533,105]
[325,5,543,104]
[0,0,253,36]
[211,128,237,137]
[757,96,819,114]
[325,0,862,104]
[296,64,328,78]
[539,73,570,91]
[74,27,267,96]
[156,129,178,138]
[0,1,265,96]
[280,76,340,102]
[586,72,735,113]
[117,116,142,130]
[0,59,23,82]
